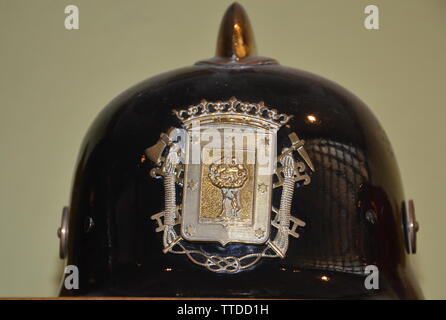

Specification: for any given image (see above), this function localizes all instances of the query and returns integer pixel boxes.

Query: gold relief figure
[208,158,248,220]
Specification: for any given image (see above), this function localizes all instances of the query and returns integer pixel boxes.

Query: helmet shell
[59,4,422,299]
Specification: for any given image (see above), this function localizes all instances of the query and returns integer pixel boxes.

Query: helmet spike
[196,2,277,66]
[216,2,257,60]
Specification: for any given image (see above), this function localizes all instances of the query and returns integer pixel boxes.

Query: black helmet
[58,3,422,299]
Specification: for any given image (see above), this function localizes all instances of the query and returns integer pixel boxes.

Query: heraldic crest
[146,97,314,273]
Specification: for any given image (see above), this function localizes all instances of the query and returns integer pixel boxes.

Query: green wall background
[0,0,445,298]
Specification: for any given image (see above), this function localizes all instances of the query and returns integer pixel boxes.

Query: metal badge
[147,97,314,273]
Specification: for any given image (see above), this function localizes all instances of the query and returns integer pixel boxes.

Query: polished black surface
[60,63,422,299]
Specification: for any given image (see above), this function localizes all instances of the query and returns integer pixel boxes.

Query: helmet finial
[196,2,277,66]
[216,2,257,60]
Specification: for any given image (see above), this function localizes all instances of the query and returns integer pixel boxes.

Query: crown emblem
[173,97,292,130]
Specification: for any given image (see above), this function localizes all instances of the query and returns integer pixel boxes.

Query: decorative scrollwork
[170,242,279,273]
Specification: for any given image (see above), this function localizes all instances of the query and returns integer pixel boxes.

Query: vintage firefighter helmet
[58,3,422,299]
